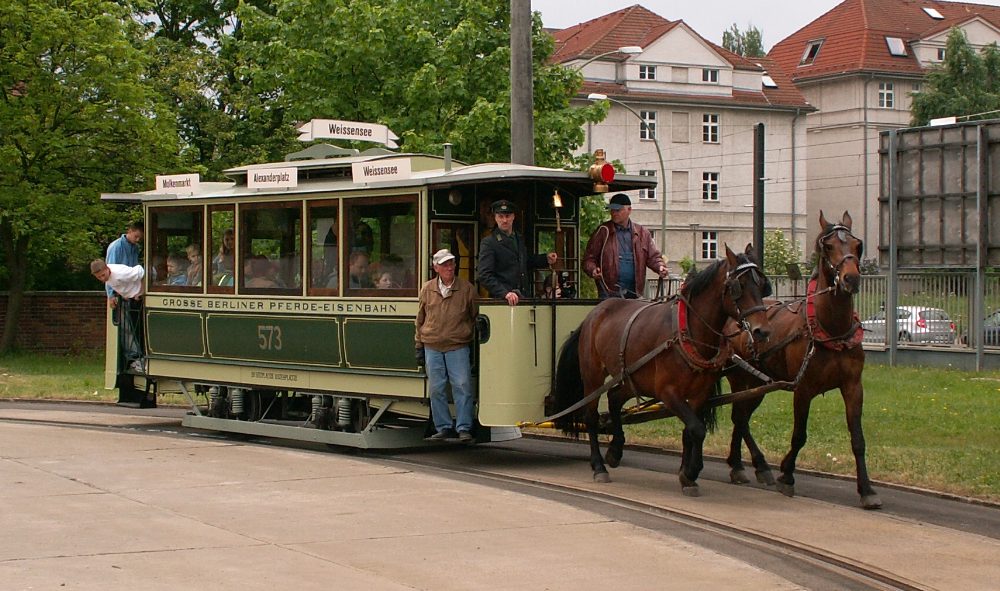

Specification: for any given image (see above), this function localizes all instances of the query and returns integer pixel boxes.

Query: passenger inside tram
[166,254,189,286]
[244,255,277,288]
[185,243,203,286]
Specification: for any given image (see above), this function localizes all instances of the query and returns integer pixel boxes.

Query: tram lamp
[588,148,615,193]
[552,189,563,232]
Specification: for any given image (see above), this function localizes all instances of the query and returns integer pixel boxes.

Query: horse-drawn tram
[102,142,655,448]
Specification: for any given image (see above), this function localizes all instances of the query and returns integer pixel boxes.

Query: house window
[923,7,944,19]
[937,48,946,61]
[886,37,907,57]
[702,113,719,143]
[702,172,719,201]
[800,40,823,65]
[638,170,656,200]
[701,231,719,260]
[912,82,922,94]
[640,110,657,140]
[878,82,895,109]
[702,68,719,83]
[639,65,657,80]
[762,74,778,88]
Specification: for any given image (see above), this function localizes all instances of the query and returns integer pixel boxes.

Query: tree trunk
[0,220,30,355]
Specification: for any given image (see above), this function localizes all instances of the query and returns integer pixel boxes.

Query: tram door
[477,302,593,426]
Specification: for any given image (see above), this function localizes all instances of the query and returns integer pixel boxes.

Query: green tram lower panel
[147,310,419,372]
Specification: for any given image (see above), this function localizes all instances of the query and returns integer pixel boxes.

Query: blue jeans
[426,345,475,433]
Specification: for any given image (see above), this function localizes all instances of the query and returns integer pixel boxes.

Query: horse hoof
[594,472,611,483]
[730,469,750,485]
[605,451,621,468]
[775,480,795,498]
[756,470,776,486]
[681,485,701,497]
[861,494,883,510]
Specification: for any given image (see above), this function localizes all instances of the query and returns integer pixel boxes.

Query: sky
[531,0,1000,50]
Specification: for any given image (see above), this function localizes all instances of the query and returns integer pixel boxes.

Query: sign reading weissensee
[297,119,400,149]
[351,158,412,183]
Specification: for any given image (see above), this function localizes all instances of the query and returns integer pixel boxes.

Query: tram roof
[101,151,656,203]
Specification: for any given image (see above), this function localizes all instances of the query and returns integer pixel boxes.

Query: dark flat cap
[606,193,632,210]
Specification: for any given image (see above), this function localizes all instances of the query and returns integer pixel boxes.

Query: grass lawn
[1,352,998,502]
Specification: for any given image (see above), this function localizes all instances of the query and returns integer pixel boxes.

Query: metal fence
[647,271,1000,350]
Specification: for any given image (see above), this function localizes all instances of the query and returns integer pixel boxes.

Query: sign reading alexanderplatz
[297,119,400,149]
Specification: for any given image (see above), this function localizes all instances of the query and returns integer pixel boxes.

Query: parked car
[960,309,1000,346]
[861,306,956,344]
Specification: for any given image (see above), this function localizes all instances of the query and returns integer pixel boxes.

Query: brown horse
[725,211,881,509]
[550,245,771,496]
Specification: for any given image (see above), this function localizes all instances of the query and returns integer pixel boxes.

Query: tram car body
[102,145,654,448]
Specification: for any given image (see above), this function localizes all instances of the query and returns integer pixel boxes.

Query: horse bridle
[817,224,863,293]
[725,261,770,325]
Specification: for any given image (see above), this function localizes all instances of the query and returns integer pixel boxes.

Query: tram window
[307,202,339,295]
[536,226,577,299]
[431,222,476,285]
[345,196,417,295]
[240,203,303,294]
[148,206,203,293]
[208,207,235,292]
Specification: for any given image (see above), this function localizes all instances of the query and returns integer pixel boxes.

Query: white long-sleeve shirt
[107,263,145,299]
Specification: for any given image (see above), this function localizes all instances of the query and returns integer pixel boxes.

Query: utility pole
[753,123,765,264]
[510,0,534,165]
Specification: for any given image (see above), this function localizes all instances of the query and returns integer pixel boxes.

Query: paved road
[0,405,805,591]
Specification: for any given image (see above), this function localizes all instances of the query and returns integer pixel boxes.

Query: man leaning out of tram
[415,249,479,442]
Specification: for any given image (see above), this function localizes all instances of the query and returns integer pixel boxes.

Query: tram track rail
[1,401,997,591]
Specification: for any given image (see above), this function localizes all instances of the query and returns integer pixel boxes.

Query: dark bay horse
[550,245,771,496]
[725,211,881,509]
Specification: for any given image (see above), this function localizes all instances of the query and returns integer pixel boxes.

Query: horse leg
[842,380,882,509]
[586,405,611,483]
[604,390,626,468]
[735,396,775,485]
[776,389,812,497]
[675,403,706,497]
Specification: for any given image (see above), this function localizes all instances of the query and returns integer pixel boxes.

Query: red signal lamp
[588,149,615,192]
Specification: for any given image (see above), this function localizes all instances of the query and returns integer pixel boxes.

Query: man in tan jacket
[415,249,479,442]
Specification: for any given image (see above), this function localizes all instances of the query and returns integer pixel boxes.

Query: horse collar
[677,298,731,370]
[806,279,864,350]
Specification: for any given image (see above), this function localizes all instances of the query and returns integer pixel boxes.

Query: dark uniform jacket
[477,230,548,298]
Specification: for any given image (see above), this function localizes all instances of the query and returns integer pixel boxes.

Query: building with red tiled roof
[552,5,814,270]
[768,0,1000,251]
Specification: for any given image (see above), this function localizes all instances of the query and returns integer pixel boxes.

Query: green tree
[234,0,605,166]
[0,0,178,353]
[911,28,1000,125]
[762,229,802,277]
[722,23,764,58]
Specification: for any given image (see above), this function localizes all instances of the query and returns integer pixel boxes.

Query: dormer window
[937,48,946,61]
[886,37,907,57]
[639,65,657,80]
[923,7,944,19]
[702,68,719,83]
[800,39,823,65]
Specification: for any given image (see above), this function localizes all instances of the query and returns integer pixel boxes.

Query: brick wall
[0,292,107,353]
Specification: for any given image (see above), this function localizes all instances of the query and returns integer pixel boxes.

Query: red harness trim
[677,298,731,370]
[806,279,864,350]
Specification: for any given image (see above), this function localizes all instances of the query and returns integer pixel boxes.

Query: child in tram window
[166,254,188,286]
[375,270,394,289]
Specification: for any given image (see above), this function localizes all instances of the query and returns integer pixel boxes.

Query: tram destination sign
[351,158,412,183]
[248,167,298,189]
[297,118,400,149]
[154,173,200,196]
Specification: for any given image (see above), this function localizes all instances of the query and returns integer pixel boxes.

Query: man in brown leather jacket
[583,193,668,299]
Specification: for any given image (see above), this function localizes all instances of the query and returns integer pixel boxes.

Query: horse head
[723,244,771,343]
[816,210,863,294]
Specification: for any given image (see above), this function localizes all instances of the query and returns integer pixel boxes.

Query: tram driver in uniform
[477,199,557,306]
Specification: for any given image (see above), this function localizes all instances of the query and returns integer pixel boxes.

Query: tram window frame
[207,205,236,294]
[430,221,477,287]
[535,224,578,299]
[307,199,340,297]
[239,201,304,297]
[344,194,419,297]
[147,205,205,294]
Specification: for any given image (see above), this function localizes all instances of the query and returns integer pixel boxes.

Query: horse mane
[681,253,750,299]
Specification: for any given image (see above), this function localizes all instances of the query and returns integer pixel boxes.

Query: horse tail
[551,328,585,437]
[699,379,722,434]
